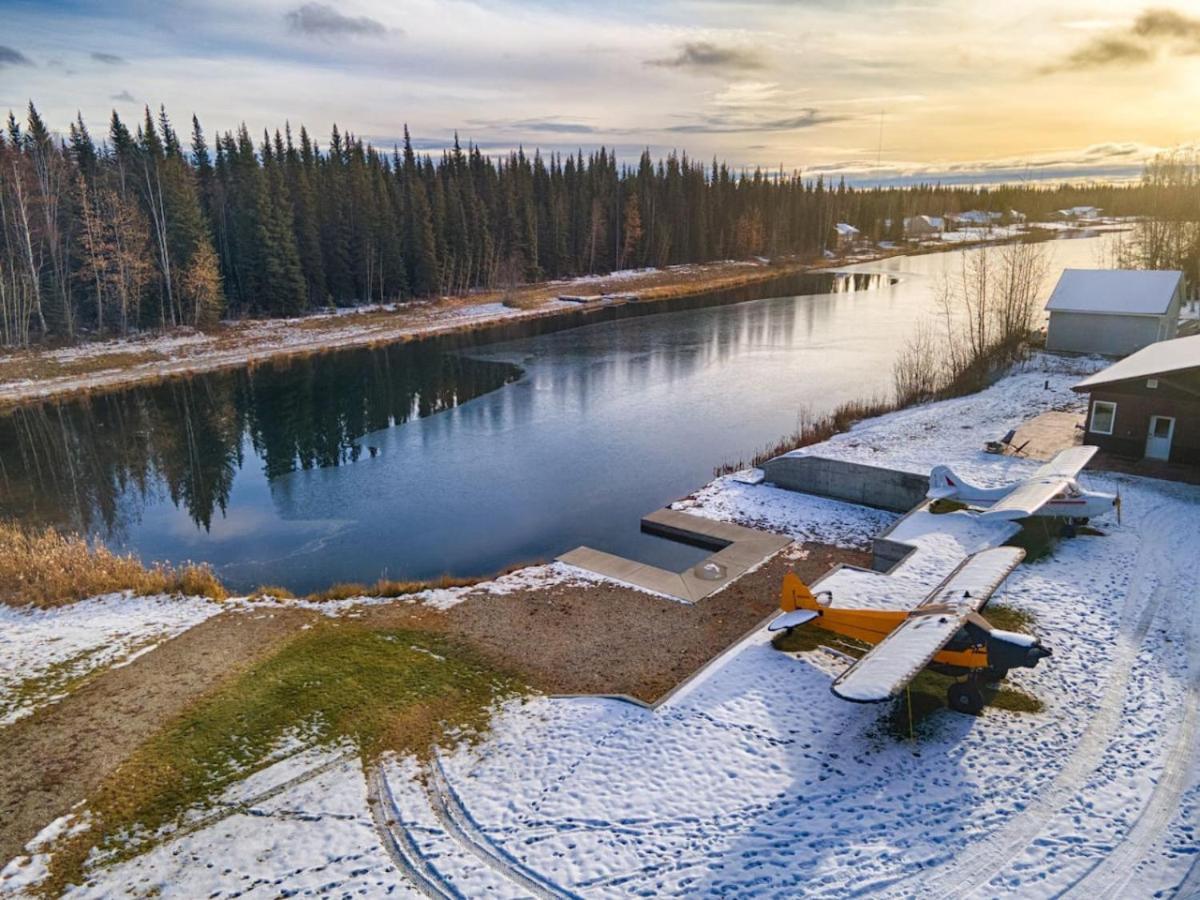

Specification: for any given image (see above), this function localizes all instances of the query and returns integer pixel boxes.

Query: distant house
[948,210,1002,227]
[1044,269,1184,356]
[1072,333,1200,466]
[903,215,944,238]
[1056,206,1102,220]
[1008,209,1027,223]
[833,223,860,248]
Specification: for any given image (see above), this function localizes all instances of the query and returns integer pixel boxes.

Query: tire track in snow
[1060,588,1200,900]
[147,747,359,846]
[367,763,461,900]
[423,754,581,900]
[881,504,1177,899]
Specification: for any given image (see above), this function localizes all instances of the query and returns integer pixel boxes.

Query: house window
[1090,400,1116,435]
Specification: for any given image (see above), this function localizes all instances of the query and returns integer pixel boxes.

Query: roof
[1044,268,1183,316]
[952,210,1001,223]
[834,223,859,236]
[1073,332,1200,391]
[905,215,944,228]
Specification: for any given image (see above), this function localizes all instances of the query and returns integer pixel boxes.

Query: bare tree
[931,239,1049,392]
[892,319,942,405]
[1118,151,1200,287]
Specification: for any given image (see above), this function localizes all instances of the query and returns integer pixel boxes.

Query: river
[0,233,1119,593]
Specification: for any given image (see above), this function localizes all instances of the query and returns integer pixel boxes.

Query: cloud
[1046,7,1200,72]
[0,45,34,68]
[666,108,844,133]
[1131,7,1200,47]
[469,117,603,135]
[91,51,127,65]
[647,40,763,72]
[284,3,389,39]
[1056,35,1152,70]
[111,90,136,102]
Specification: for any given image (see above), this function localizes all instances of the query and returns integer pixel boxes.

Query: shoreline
[0,224,1116,411]
[0,255,863,410]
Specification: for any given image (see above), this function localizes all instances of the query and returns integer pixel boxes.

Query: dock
[557,508,790,603]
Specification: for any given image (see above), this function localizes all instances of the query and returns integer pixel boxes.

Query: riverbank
[0,255,859,410]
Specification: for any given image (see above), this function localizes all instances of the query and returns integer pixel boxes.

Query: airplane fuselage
[941,478,1116,522]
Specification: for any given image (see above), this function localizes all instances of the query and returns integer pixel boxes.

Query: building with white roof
[832,222,860,249]
[903,215,944,238]
[1044,268,1184,357]
[1056,206,1102,220]
[1072,332,1200,467]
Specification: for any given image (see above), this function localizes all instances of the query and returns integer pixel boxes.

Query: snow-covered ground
[0,593,222,727]
[6,353,1200,898]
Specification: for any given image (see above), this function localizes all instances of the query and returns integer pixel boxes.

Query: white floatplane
[927,446,1119,524]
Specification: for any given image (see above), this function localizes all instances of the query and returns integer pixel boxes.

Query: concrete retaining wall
[760,454,929,513]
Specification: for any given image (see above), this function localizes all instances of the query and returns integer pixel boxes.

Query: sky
[2,0,1199,185]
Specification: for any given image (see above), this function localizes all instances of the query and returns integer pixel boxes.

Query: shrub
[0,520,226,608]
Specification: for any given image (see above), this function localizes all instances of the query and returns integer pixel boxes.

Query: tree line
[0,101,1172,347]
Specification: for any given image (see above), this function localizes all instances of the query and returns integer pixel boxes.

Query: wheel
[947,682,985,715]
[1072,517,1089,526]
[1061,521,1077,539]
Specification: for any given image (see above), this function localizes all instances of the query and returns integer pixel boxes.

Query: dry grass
[0,521,226,608]
[306,574,479,603]
[248,584,297,601]
[714,397,898,476]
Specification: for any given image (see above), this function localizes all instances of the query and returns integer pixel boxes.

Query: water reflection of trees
[0,344,519,534]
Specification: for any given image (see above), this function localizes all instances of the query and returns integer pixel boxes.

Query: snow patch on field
[0,593,221,726]
[674,476,895,549]
[62,747,403,899]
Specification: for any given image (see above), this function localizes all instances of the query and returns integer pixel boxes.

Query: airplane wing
[1033,445,1097,480]
[830,547,1025,702]
[978,447,1098,521]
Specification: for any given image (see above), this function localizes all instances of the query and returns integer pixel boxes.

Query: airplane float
[769,547,1050,714]
[927,446,1119,524]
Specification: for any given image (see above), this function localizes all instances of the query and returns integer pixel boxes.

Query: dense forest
[0,101,1186,347]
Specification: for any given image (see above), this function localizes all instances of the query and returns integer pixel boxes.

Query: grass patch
[876,669,1044,741]
[44,622,523,893]
[1005,517,1064,563]
[982,602,1037,633]
[0,520,226,608]
[307,574,479,603]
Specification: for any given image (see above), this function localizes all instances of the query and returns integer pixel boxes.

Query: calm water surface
[0,235,1117,592]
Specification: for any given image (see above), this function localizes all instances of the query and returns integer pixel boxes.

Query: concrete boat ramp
[558,508,791,603]
[559,451,1021,606]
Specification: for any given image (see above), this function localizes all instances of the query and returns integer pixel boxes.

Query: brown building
[1072,333,1200,466]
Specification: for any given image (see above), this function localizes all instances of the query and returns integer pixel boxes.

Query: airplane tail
[927,465,983,500]
[780,572,819,612]
[770,572,823,632]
